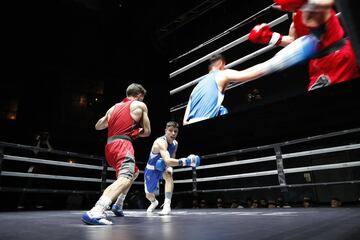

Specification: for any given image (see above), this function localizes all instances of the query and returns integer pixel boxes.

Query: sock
[91,196,112,213]
[164,192,172,204]
[114,193,126,209]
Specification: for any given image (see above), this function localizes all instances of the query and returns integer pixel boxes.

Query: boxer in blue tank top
[183,55,229,125]
[144,121,200,215]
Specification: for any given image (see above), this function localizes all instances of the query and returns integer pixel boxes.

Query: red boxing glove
[248,24,282,46]
[273,0,307,12]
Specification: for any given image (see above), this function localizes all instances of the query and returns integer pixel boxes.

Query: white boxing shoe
[146,200,159,213]
[158,202,171,215]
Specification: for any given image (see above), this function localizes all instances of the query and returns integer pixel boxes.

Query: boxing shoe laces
[81,211,113,225]
[158,202,171,216]
[146,199,159,213]
[111,204,124,217]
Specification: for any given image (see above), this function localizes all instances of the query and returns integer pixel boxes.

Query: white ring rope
[174,161,360,183]
[3,155,146,174]
[170,14,289,79]
[169,4,276,63]
[169,44,278,99]
[174,143,360,173]
[173,141,360,185]
[4,155,104,170]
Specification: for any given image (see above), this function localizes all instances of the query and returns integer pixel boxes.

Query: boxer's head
[208,54,226,71]
[165,121,179,143]
[126,83,146,101]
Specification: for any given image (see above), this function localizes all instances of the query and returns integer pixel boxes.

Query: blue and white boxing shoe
[111,204,125,217]
[81,211,112,225]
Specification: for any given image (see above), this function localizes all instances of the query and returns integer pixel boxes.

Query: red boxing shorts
[105,139,139,179]
[308,39,360,91]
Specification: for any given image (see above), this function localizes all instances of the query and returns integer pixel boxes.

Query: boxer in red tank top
[249,0,359,91]
[82,83,151,225]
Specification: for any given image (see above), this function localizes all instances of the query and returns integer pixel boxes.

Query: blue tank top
[186,70,224,121]
[147,136,178,166]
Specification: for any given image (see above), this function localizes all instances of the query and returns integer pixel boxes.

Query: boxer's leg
[112,170,139,217]
[159,167,174,215]
[144,169,160,213]
[82,150,135,225]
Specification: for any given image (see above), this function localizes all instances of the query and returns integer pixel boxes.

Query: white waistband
[188,117,209,124]
[146,163,155,170]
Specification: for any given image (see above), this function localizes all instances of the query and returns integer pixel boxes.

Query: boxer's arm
[133,102,151,137]
[156,139,199,168]
[171,143,178,158]
[95,106,114,130]
[157,139,180,167]
[218,68,265,86]
[279,21,297,47]
[221,34,319,85]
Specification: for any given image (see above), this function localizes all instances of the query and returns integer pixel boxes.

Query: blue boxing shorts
[144,166,164,193]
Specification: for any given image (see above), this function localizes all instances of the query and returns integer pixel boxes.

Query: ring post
[192,167,198,197]
[101,158,108,192]
[274,145,287,192]
[0,147,3,185]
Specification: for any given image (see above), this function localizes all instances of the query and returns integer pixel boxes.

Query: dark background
[1,0,298,156]
[1,0,306,155]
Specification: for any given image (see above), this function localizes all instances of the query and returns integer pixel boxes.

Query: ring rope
[200,128,360,160]
[174,143,360,173]
[0,141,103,161]
[169,44,278,98]
[3,155,146,174]
[174,180,360,195]
[174,161,360,184]
[169,4,276,64]
[4,155,104,170]
[0,187,101,194]
[170,14,289,79]
[1,170,144,185]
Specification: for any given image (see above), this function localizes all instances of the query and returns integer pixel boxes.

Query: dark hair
[208,54,225,67]
[166,121,179,129]
[126,83,147,97]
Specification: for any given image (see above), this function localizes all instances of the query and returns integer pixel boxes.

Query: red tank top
[107,98,141,140]
[293,10,344,50]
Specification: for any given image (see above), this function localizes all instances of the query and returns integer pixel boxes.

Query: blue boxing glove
[218,105,228,116]
[179,154,201,167]
[155,159,166,171]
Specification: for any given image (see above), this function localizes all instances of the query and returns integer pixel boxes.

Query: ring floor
[1,208,359,240]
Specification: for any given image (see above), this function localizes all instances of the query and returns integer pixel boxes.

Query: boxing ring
[1,128,359,203]
[0,127,359,239]
[1,2,360,239]
[173,128,360,196]
[0,208,359,240]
